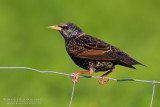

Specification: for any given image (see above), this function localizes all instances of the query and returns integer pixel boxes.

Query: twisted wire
[0,67,159,107]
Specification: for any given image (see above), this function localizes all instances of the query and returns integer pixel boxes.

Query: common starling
[48,22,144,84]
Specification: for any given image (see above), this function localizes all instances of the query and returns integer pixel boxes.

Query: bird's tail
[128,57,146,66]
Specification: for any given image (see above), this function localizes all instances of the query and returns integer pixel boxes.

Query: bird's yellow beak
[48,25,62,30]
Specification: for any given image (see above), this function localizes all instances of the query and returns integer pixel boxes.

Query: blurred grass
[0,0,160,107]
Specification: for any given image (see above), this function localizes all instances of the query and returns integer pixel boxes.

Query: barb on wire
[0,67,159,107]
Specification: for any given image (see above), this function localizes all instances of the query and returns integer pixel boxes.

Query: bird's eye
[60,26,68,29]
[61,26,69,30]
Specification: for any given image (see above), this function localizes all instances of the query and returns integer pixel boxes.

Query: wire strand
[150,80,156,107]
[69,73,76,107]
[0,67,159,107]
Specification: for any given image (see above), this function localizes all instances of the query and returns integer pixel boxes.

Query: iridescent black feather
[55,22,144,72]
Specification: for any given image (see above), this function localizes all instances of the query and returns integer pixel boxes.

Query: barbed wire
[0,67,159,107]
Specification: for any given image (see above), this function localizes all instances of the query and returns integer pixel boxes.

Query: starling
[48,22,144,84]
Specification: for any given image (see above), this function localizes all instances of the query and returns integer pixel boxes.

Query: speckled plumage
[66,34,143,71]
[49,22,144,84]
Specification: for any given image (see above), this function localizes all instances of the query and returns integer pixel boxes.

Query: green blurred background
[0,0,160,107]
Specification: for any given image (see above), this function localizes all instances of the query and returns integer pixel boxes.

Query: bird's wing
[68,35,141,65]
[67,35,112,59]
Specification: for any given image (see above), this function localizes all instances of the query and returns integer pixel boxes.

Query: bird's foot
[71,72,79,83]
[99,77,109,85]
[71,69,94,83]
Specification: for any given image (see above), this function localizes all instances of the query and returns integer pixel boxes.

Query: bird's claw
[99,77,109,85]
[71,72,79,83]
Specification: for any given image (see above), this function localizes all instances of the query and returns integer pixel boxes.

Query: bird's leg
[99,67,114,85]
[71,65,95,83]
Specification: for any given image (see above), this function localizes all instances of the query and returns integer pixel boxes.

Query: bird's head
[48,22,83,39]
